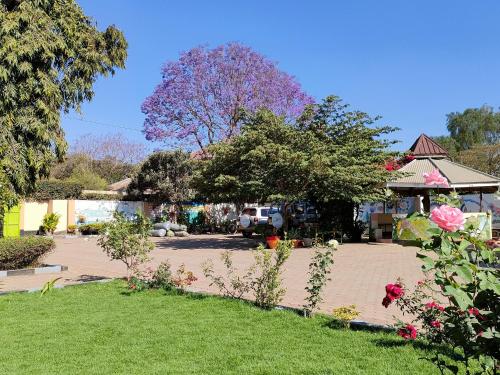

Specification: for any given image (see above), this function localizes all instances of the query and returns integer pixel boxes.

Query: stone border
[0,264,68,278]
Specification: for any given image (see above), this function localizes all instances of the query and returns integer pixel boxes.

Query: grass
[0,281,442,374]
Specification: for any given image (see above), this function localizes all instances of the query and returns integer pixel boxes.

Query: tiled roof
[387,158,500,189]
[409,134,449,158]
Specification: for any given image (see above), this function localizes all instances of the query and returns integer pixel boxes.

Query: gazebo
[387,134,500,212]
[367,134,499,241]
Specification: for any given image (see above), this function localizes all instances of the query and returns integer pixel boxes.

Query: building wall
[21,201,49,233]
[74,200,144,224]
[51,200,69,232]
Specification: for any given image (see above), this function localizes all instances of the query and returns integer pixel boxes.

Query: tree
[0,0,127,208]
[72,133,146,165]
[142,43,313,152]
[50,133,146,184]
[446,105,500,150]
[193,96,399,237]
[128,150,193,204]
[457,144,499,177]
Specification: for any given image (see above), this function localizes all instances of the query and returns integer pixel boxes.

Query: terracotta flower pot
[266,235,280,249]
[291,239,302,248]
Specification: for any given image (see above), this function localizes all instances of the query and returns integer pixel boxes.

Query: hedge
[78,223,106,235]
[0,236,56,270]
[31,181,83,200]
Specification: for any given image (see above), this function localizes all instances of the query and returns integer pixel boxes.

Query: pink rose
[423,169,449,188]
[430,205,465,232]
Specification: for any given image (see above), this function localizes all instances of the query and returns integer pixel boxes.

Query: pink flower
[430,205,465,232]
[397,324,417,340]
[425,301,445,312]
[423,169,449,188]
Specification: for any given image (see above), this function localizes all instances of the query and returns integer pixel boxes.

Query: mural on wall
[75,200,144,224]
[359,198,415,223]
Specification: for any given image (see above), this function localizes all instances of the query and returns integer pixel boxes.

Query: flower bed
[0,236,55,270]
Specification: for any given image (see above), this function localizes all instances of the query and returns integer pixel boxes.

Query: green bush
[31,180,83,200]
[78,223,105,235]
[0,236,55,270]
[42,213,60,234]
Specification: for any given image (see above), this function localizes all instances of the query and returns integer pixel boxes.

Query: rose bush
[383,171,499,374]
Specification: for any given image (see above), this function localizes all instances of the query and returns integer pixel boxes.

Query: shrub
[98,212,154,280]
[42,213,60,234]
[251,240,293,309]
[383,173,500,374]
[172,264,198,291]
[78,223,105,235]
[304,241,336,317]
[128,261,196,292]
[31,180,83,200]
[0,237,55,270]
[203,251,254,298]
[332,305,360,328]
[67,224,77,234]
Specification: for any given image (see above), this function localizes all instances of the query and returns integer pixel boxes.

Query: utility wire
[64,116,144,133]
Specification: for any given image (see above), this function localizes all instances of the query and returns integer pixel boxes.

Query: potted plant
[301,226,315,247]
[287,228,302,248]
[265,227,280,249]
[67,224,78,234]
[41,213,60,236]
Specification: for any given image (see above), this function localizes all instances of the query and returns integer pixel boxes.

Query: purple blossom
[142,43,313,149]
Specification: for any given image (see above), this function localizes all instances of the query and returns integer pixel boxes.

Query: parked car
[238,206,274,238]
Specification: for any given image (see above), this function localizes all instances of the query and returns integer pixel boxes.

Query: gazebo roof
[387,157,500,192]
[409,134,449,158]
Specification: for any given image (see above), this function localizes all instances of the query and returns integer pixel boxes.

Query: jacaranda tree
[142,42,313,152]
[0,0,127,208]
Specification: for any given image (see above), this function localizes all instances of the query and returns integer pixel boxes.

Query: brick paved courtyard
[0,234,425,325]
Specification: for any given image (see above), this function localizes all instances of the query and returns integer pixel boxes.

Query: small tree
[128,150,193,221]
[98,212,154,281]
[252,240,293,309]
[303,241,336,317]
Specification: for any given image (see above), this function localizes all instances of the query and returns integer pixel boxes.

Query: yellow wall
[21,201,49,232]
[51,200,68,232]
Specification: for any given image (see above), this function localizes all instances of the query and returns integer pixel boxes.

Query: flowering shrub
[332,305,360,328]
[172,264,198,291]
[383,171,500,374]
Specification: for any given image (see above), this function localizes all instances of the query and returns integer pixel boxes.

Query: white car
[238,206,272,238]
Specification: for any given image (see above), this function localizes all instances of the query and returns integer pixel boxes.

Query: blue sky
[63,0,500,152]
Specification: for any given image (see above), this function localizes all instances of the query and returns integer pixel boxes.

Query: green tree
[193,96,399,238]
[446,105,500,150]
[0,0,127,208]
[128,150,193,203]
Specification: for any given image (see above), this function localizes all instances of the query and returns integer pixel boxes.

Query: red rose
[397,324,417,340]
[382,283,404,308]
[386,283,404,300]
[425,301,444,312]
[430,320,441,329]
[382,296,392,308]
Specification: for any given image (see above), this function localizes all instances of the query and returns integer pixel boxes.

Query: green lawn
[0,281,441,374]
